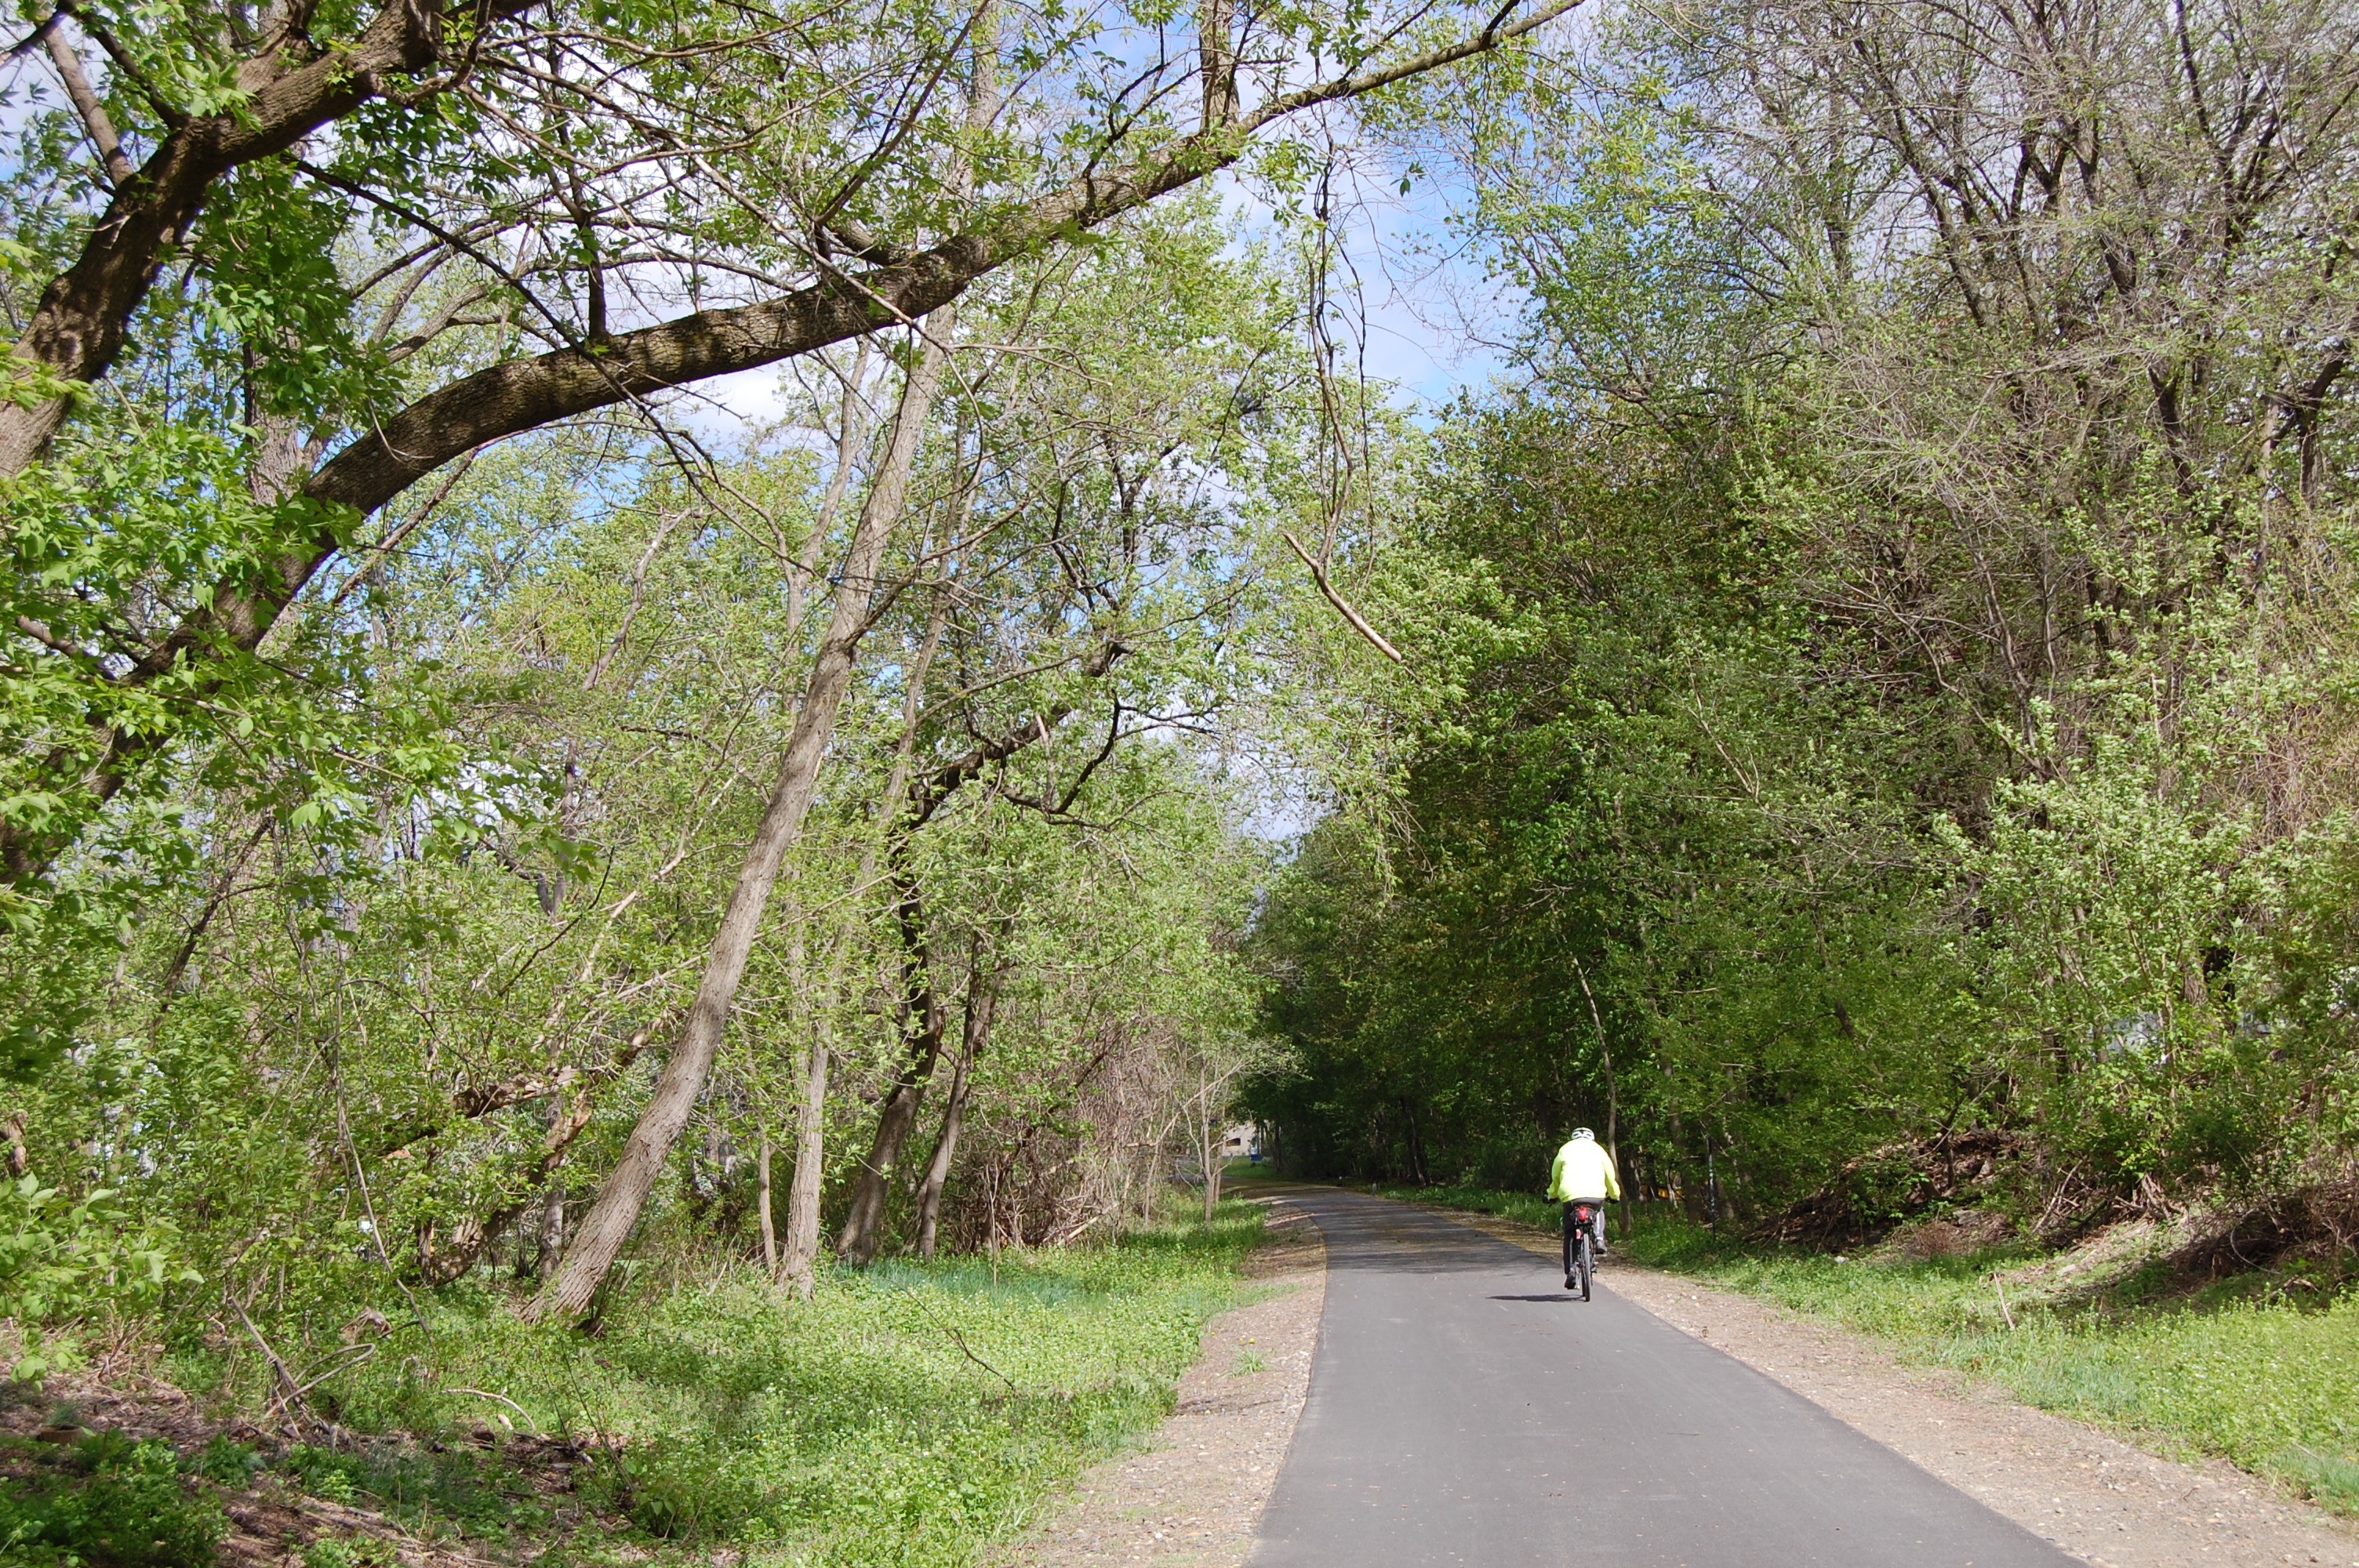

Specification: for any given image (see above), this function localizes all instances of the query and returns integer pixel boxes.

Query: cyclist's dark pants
[1561,1200,1607,1272]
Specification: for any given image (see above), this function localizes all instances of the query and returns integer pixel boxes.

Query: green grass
[1369,1181,2359,1516]
[267,1203,1267,1566]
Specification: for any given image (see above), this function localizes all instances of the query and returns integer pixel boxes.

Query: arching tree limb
[0,0,1577,883]
[0,0,535,472]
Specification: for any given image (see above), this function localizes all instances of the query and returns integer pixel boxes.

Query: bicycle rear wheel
[1576,1236,1593,1301]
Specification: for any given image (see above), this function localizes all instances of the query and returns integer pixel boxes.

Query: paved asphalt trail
[1249,1188,2078,1568]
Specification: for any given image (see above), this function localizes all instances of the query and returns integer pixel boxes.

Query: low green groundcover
[219,1204,1267,1566]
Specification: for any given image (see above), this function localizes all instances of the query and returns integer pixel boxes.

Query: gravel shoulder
[1423,1200,2359,1568]
[994,1194,1325,1568]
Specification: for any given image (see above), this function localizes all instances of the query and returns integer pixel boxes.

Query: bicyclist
[1547,1127,1620,1289]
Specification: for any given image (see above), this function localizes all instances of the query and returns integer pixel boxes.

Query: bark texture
[778,1037,831,1297]
[757,1128,777,1275]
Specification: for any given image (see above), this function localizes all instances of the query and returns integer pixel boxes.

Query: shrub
[0,1177,198,1377]
[189,1434,261,1486]
[0,1436,227,1568]
[282,1443,361,1503]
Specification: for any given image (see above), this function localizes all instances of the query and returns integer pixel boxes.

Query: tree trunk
[528,296,957,1324]
[1200,1110,1223,1222]
[824,593,954,1272]
[780,1036,831,1298]
[535,1096,569,1279]
[532,1188,565,1279]
[757,1128,777,1275]
[913,1051,972,1262]
[776,865,831,1298]
[916,949,1004,1260]
[834,912,948,1263]
[828,641,1127,1265]
[788,532,954,1281]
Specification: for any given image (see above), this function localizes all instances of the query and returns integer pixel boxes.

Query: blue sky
[1283,165,1529,412]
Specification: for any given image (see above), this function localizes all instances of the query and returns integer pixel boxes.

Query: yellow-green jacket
[1547,1138,1621,1202]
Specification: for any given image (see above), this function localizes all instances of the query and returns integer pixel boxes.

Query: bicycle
[1562,1200,1601,1301]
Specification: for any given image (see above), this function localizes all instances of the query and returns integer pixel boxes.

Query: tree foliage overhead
[0,0,1575,937]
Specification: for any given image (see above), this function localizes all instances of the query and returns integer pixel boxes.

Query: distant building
[1221,1122,1261,1160]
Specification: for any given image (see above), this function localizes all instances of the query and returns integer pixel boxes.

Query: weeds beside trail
[12,1205,1266,1568]
[1368,1182,2359,1517]
[364,1207,1260,1563]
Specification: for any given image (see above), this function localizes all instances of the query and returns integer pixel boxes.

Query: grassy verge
[1363,1181,2359,1516]
[140,1203,1266,1567]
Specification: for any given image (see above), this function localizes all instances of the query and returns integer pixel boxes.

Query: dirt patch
[1761,1128,2126,1247]
[1422,1201,2359,1568]
[1986,1196,2359,1314]
[994,1194,1325,1568]
[1882,1207,2015,1260]
[0,1369,576,1567]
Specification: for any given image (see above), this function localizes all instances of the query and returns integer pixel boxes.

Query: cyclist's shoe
[1596,1243,1610,1258]
[1563,1273,1576,1290]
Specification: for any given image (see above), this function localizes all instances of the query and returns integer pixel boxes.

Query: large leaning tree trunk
[763,357,895,1298]
[916,944,1005,1260]
[528,0,1003,1311]
[528,299,958,1323]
